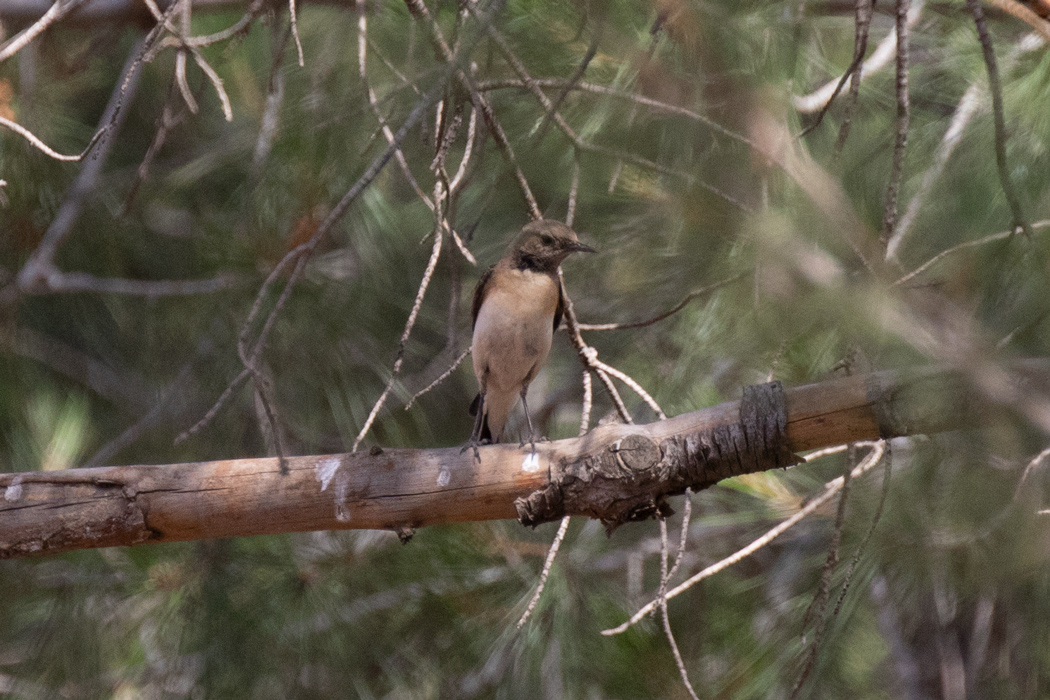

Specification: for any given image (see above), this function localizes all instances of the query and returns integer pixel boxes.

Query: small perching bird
[466,219,596,459]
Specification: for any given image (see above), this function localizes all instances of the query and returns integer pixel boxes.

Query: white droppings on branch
[314,457,341,492]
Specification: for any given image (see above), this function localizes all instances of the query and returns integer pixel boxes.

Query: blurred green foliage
[3,0,1050,697]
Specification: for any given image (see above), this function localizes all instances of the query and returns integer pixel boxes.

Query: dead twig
[179,72,449,443]
[0,0,87,62]
[798,0,873,139]
[894,220,1050,286]
[658,516,701,700]
[577,273,747,331]
[793,0,924,113]
[832,0,875,157]
[603,441,887,636]
[966,0,1033,238]
[880,0,912,247]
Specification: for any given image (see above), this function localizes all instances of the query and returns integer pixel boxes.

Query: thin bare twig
[27,272,237,296]
[577,273,747,331]
[14,38,147,294]
[591,358,666,420]
[350,178,445,452]
[516,515,572,629]
[181,73,448,442]
[517,310,606,629]
[886,84,980,259]
[658,517,701,700]
[0,0,87,62]
[475,78,756,151]
[894,220,1050,286]
[558,271,634,424]
[175,366,252,444]
[175,0,196,113]
[833,446,893,617]
[832,0,875,157]
[667,489,693,583]
[183,9,257,46]
[603,441,887,636]
[251,20,289,174]
[966,0,1033,239]
[289,0,305,66]
[791,448,854,699]
[793,0,924,113]
[408,0,542,219]
[361,0,476,264]
[474,11,750,212]
[404,347,472,410]
[578,368,593,435]
[0,115,109,162]
[122,80,188,215]
[535,22,601,139]
[142,0,233,121]
[797,0,872,139]
[880,0,911,247]
[83,329,218,467]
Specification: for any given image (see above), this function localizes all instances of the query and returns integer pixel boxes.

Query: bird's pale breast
[472,268,559,392]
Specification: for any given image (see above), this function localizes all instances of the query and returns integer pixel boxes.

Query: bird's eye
[540,234,553,245]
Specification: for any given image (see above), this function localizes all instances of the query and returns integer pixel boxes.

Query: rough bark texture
[2,360,1048,559]
[516,382,798,529]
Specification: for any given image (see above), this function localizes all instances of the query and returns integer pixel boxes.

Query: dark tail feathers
[469,393,493,443]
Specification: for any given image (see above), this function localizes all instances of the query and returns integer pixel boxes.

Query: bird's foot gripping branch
[515,381,799,531]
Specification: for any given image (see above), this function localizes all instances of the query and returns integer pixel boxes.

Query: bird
[466,219,595,459]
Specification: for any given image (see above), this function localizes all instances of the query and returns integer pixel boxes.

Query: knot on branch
[515,381,799,531]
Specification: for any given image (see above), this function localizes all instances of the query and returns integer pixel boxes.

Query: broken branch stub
[515,382,799,530]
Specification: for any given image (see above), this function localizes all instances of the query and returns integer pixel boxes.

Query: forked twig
[407,0,542,219]
[603,441,887,636]
[180,72,449,442]
[797,0,872,140]
[359,0,477,264]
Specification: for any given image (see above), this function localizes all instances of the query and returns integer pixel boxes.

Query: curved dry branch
[0,115,109,162]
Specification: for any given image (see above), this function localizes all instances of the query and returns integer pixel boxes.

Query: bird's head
[510,220,596,271]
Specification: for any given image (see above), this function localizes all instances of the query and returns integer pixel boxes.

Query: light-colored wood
[3,360,1047,558]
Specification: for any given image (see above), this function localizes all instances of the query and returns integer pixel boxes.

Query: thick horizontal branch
[2,359,1049,559]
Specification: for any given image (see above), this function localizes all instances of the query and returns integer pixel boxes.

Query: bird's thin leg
[461,393,485,463]
[519,388,537,454]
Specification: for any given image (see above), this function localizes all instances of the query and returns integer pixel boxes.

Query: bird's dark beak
[569,241,597,254]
